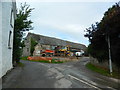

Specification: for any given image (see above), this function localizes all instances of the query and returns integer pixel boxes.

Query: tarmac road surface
[2,57,120,89]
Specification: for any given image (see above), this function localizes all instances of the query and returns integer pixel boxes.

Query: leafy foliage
[13,3,34,64]
[85,3,120,67]
[30,38,38,56]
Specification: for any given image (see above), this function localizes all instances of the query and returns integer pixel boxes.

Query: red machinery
[41,49,54,57]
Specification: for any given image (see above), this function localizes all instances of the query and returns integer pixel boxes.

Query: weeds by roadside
[86,62,120,79]
[20,56,28,60]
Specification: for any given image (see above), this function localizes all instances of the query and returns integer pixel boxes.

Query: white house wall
[0,1,15,78]
[0,0,2,78]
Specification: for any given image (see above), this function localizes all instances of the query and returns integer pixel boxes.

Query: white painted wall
[0,1,16,78]
[0,0,2,78]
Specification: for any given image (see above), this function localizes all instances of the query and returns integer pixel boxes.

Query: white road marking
[68,74,102,90]
[106,86,117,90]
[68,74,117,90]
[37,61,117,90]
[109,77,120,83]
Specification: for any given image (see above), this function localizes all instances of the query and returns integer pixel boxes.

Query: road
[2,57,120,89]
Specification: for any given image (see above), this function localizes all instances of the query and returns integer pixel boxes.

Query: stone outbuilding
[22,33,87,57]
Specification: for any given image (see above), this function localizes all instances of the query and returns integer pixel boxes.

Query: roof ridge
[28,32,86,48]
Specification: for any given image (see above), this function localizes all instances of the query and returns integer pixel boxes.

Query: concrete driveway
[2,57,120,89]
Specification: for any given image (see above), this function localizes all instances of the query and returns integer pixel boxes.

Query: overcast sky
[16,0,119,46]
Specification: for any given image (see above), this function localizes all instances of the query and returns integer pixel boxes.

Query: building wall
[41,45,51,50]
[0,0,2,78]
[22,35,31,56]
[0,1,16,78]
[33,44,55,56]
[33,44,42,56]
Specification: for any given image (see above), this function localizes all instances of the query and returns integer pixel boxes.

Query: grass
[86,62,120,79]
[20,56,64,64]
[20,56,28,60]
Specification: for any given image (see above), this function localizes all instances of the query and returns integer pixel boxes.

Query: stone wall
[22,35,31,56]
[33,44,42,56]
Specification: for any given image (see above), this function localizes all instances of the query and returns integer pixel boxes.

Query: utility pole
[107,35,113,75]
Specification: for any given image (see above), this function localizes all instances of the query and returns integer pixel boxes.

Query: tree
[13,3,34,65]
[85,3,120,67]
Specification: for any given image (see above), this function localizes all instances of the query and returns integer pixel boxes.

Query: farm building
[22,33,86,57]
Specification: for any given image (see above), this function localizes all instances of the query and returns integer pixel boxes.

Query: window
[8,31,12,49]
[10,9,14,28]
[27,48,29,52]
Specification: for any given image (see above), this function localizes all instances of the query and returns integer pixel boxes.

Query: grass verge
[86,62,120,79]
[20,56,28,60]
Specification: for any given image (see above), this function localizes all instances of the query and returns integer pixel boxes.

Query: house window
[27,48,29,52]
[10,9,14,28]
[8,30,12,49]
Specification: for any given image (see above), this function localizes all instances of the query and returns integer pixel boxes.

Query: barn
[22,33,86,57]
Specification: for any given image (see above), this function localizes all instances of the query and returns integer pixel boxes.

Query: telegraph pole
[107,35,113,75]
